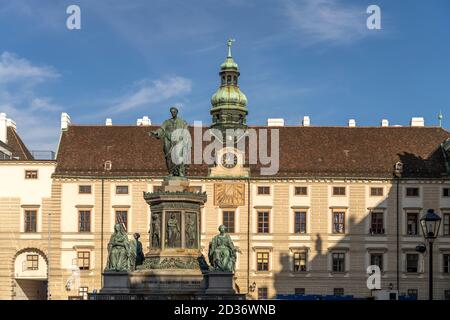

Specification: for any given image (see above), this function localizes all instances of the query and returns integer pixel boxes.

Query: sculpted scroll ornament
[214,183,245,207]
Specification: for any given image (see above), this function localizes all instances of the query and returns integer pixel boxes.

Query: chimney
[267,118,285,127]
[61,113,71,131]
[136,118,143,126]
[348,119,356,127]
[302,116,310,127]
[381,119,389,127]
[141,116,151,126]
[0,113,7,144]
[410,117,424,127]
[105,118,112,126]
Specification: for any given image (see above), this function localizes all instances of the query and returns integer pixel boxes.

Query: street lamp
[419,209,441,300]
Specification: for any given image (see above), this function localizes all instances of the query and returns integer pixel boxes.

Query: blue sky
[0,0,449,150]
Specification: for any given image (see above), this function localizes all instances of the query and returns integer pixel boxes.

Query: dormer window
[104,160,112,171]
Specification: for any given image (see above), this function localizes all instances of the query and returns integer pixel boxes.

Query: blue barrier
[275,294,358,300]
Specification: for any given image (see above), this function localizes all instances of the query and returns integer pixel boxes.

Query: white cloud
[108,76,192,114]
[284,0,368,45]
[29,97,61,112]
[0,103,59,150]
[0,52,59,84]
[0,51,61,151]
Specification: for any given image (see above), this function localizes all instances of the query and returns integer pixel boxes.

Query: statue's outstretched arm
[150,127,164,138]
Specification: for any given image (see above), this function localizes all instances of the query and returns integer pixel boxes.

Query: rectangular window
[26,254,39,270]
[370,212,384,234]
[257,211,270,233]
[116,185,129,195]
[257,252,269,271]
[443,188,450,197]
[370,187,383,196]
[294,212,307,234]
[222,211,235,233]
[406,254,419,273]
[407,213,418,236]
[78,210,91,232]
[0,150,11,160]
[332,187,346,196]
[294,187,308,196]
[293,252,307,272]
[115,210,128,231]
[79,287,88,300]
[24,210,37,233]
[407,289,418,299]
[443,254,450,273]
[332,212,345,234]
[294,288,305,295]
[258,287,268,299]
[25,170,38,179]
[257,186,270,195]
[406,187,419,197]
[334,288,344,296]
[370,253,383,272]
[444,213,450,236]
[332,253,345,272]
[77,251,90,270]
[78,185,92,194]
[445,290,450,300]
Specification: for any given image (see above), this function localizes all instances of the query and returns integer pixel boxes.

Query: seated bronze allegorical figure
[105,223,131,272]
[208,225,238,272]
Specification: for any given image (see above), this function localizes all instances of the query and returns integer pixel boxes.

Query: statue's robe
[152,117,191,176]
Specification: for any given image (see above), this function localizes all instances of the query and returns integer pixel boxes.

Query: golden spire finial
[227,38,235,58]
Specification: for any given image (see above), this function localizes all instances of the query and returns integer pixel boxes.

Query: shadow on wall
[269,152,447,300]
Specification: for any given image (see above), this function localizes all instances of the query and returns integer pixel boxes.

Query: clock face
[221,152,238,169]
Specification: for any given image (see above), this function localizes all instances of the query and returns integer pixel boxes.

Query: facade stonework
[1,172,450,299]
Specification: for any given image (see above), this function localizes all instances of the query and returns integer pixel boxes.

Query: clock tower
[209,39,250,178]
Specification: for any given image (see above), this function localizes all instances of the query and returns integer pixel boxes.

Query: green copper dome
[220,57,239,71]
[210,39,248,111]
[210,39,248,132]
[211,85,248,110]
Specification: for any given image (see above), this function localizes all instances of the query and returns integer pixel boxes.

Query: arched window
[221,76,225,85]
[233,76,237,85]
[227,75,232,85]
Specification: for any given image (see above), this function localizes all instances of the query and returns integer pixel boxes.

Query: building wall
[0,164,449,299]
[0,162,57,300]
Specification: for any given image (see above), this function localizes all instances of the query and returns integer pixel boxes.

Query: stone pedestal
[206,272,236,295]
[102,272,130,294]
[161,176,190,192]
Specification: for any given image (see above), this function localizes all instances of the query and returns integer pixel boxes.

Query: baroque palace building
[1,46,450,300]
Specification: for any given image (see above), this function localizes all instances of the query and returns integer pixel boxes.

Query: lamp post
[419,209,441,300]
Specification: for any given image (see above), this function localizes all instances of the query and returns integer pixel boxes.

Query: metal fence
[30,150,55,160]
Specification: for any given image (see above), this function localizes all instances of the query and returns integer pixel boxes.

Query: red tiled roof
[54,125,450,178]
[5,127,34,160]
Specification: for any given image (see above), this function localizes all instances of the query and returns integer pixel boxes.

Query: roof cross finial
[227,38,235,58]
